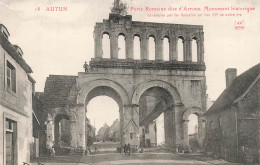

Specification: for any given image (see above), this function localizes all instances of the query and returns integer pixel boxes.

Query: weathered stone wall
[205,107,237,161]
[77,63,206,149]
[205,80,260,162]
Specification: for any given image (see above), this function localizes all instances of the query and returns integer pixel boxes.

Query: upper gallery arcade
[93,13,204,63]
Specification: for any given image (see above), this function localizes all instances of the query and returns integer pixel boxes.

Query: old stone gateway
[43,14,206,154]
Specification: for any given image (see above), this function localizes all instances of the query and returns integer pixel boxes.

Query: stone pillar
[126,35,134,59]
[185,38,192,62]
[182,39,186,61]
[70,105,86,154]
[119,106,124,147]
[54,120,60,145]
[257,111,260,164]
[156,38,163,60]
[199,32,205,63]
[198,117,206,147]
[94,30,102,58]
[174,104,184,149]
[196,39,201,62]
[110,32,118,59]
[169,37,177,61]
[183,120,189,147]
[141,35,149,60]
[45,119,54,149]
[70,120,77,148]
[85,118,88,148]
[123,104,139,147]
[164,107,175,151]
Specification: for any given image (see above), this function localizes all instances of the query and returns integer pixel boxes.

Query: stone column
[196,39,201,62]
[119,106,124,147]
[198,117,206,148]
[174,104,184,149]
[200,38,204,63]
[182,39,186,61]
[164,107,175,151]
[185,38,192,62]
[183,120,190,147]
[54,120,60,145]
[70,120,77,148]
[45,119,54,149]
[155,38,163,60]
[123,104,139,147]
[125,35,134,59]
[257,111,260,164]
[199,32,204,63]
[141,35,149,60]
[70,105,86,154]
[94,30,102,58]
[169,37,178,61]
[110,32,118,59]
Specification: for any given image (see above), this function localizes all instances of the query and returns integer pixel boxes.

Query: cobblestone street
[31,152,239,165]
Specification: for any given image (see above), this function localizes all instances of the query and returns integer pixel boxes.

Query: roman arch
[43,13,206,154]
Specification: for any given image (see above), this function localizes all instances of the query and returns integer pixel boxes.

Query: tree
[111,0,128,15]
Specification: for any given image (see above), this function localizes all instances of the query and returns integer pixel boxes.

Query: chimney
[0,24,10,40]
[225,68,237,88]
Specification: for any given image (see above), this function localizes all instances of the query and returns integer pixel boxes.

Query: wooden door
[6,132,14,165]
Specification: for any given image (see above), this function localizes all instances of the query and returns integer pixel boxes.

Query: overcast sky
[1,0,259,131]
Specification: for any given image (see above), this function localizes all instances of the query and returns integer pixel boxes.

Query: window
[209,121,213,130]
[6,61,16,93]
[130,133,133,139]
[218,116,222,128]
[145,125,149,133]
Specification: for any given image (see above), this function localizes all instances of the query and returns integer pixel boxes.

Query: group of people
[123,143,131,156]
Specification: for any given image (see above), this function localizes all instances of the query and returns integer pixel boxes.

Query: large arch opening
[85,86,123,153]
[102,32,110,58]
[138,87,174,149]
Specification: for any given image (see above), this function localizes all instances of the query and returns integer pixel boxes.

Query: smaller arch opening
[188,114,199,151]
[149,35,156,60]
[177,36,184,61]
[163,36,170,61]
[134,34,141,60]
[54,114,71,147]
[118,33,126,59]
[192,37,198,62]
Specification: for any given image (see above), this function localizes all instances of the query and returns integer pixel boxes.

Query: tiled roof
[205,63,260,115]
[0,32,32,73]
[43,75,77,110]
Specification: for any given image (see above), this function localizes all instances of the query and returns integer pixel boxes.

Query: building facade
[204,64,260,163]
[0,24,35,165]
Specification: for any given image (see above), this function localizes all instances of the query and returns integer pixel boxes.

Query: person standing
[127,143,131,156]
[95,144,99,153]
[123,144,127,155]
[83,61,88,72]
